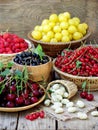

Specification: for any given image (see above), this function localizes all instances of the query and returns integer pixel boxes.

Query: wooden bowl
[28,30,91,58]
[0,39,32,66]
[0,85,45,112]
[53,59,98,91]
[13,56,52,82]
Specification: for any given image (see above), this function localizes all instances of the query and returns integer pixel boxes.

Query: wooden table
[0,0,98,130]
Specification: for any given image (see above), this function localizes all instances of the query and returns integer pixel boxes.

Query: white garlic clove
[61,99,70,105]
[59,86,66,92]
[51,93,59,102]
[76,100,85,108]
[66,102,74,107]
[63,92,69,98]
[44,99,51,106]
[68,107,77,113]
[51,105,57,110]
[55,107,64,114]
[50,102,62,110]
[56,94,63,101]
[77,112,88,120]
[91,111,98,116]
[53,102,62,107]
[55,89,64,96]
[52,84,60,90]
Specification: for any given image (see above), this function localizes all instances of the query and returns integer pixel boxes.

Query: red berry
[30,97,38,104]
[39,110,45,118]
[6,101,15,108]
[86,93,94,101]
[80,91,88,99]
[31,83,39,90]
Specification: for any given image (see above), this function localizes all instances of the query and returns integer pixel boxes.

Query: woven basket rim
[13,55,52,68]
[0,39,32,56]
[27,29,91,45]
[53,59,98,80]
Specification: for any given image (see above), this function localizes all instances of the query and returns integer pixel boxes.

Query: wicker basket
[27,30,91,58]
[13,56,52,82]
[47,80,78,99]
[53,59,98,91]
[0,39,32,66]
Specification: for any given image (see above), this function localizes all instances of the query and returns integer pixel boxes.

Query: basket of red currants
[53,45,98,91]
[0,32,32,66]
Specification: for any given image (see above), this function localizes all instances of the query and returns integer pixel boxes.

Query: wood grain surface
[0,0,98,130]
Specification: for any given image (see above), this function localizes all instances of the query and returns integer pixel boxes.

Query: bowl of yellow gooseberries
[28,12,91,57]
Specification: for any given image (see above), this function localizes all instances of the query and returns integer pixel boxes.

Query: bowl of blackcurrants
[13,49,52,82]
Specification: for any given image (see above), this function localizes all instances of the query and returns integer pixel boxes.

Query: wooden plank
[0,0,97,43]
[0,112,18,130]
[17,107,56,130]
[58,92,98,130]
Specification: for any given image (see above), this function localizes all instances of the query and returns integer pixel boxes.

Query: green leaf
[23,66,28,81]
[34,44,45,59]
[0,84,5,94]
[0,68,10,76]
[61,51,65,56]
[0,62,4,70]
[15,70,22,78]
[76,60,82,68]
[16,85,23,91]
[82,81,87,89]
[47,89,53,94]
[7,62,14,68]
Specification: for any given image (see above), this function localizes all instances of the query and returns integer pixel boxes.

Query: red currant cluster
[0,32,28,54]
[55,45,98,77]
[25,110,45,121]
[80,91,94,101]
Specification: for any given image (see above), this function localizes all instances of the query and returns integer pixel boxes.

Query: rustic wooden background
[0,0,98,130]
[0,0,98,42]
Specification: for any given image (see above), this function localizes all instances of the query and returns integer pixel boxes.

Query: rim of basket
[27,29,91,45]
[53,59,98,80]
[0,39,32,56]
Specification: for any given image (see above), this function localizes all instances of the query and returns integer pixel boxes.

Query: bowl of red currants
[53,45,98,91]
[28,12,91,58]
[0,64,46,112]
[12,45,52,82]
[0,32,32,66]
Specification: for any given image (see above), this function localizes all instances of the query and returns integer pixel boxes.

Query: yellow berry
[31,30,42,40]
[42,35,50,42]
[68,25,77,34]
[61,35,70,42]
[47,31,54,39]
[60,22,69,30]
[55,33,62,41]
[43,25,51,33]
[61,30,69,36]
[41,19,49,25]
[73,32,83,40]
[49,14,58,23]
[63,12,71,19]
[50,38,58,43]
[53,25,61,33]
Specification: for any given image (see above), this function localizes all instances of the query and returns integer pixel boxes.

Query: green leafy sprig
[82,81,87,91]
[33,44,45,60]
